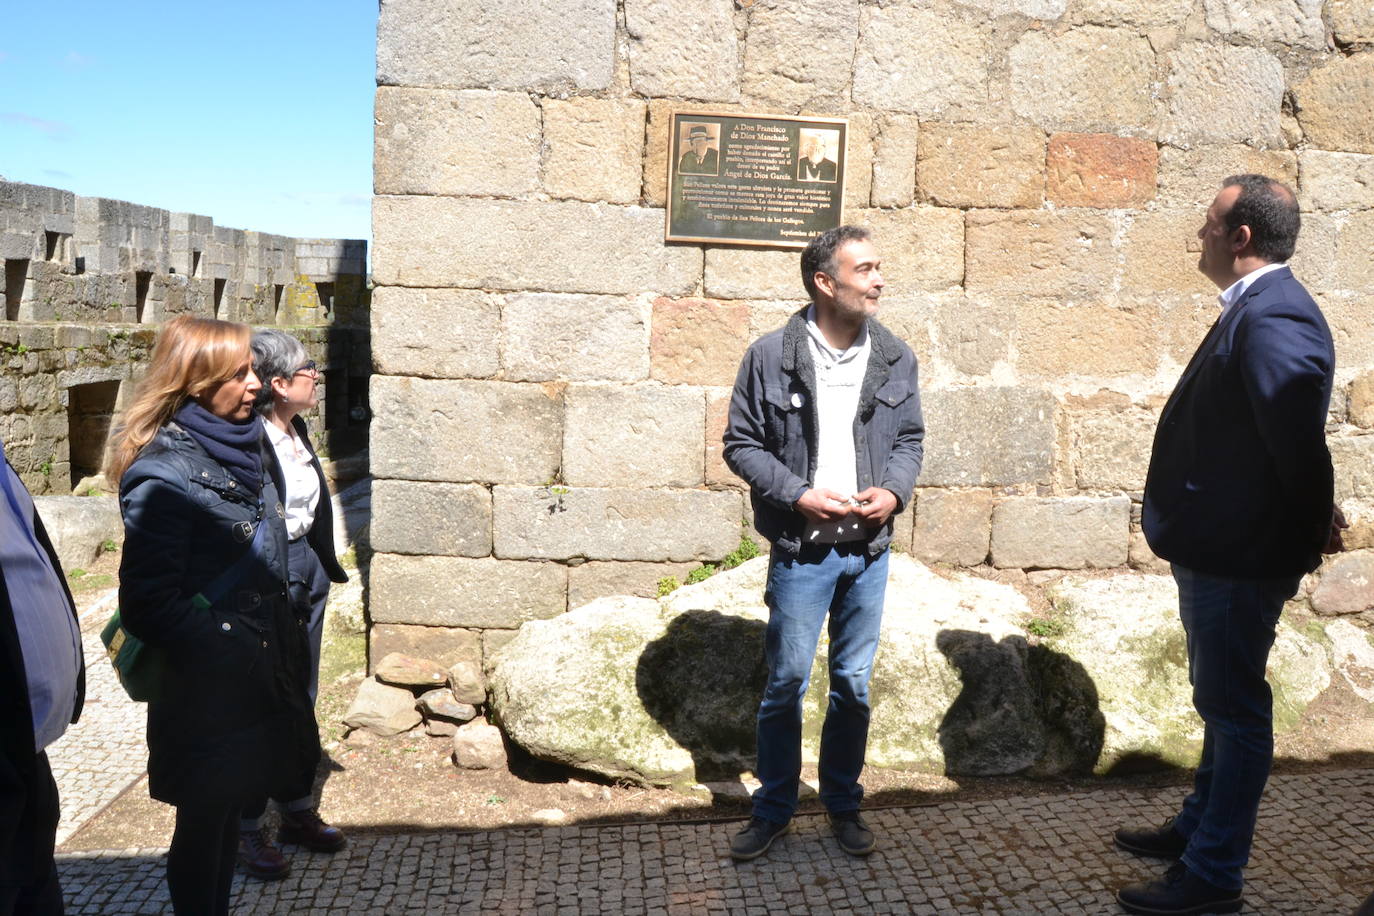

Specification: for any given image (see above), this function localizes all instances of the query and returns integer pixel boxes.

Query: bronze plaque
[666,112,847,248]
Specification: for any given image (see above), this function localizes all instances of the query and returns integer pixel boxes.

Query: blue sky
[1,1,376,247]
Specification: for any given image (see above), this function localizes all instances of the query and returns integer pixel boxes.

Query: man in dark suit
[1,441,85,916]
[677,125,719,176]
[1114,175,1342,916]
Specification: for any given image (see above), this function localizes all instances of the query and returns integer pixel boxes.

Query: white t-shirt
[263,417,321,541]
[803,307,870,544]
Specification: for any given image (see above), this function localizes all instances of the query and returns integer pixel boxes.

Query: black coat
[118,424,318,807]
[799,157,837,182]
[1143,267,1336,578]
[0,465,83,884]
[678,148,719,175]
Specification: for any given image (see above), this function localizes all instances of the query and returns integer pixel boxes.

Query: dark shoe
[279,809,347,853]
[828,810,876,856]
[1117,863,1243,915]
[729,816,790,861]
[1115,816,1189,859]
[238,828,289,880]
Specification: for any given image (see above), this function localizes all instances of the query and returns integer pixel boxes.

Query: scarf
[173,401,263,493]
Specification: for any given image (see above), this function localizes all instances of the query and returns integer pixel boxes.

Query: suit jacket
[0,463,84,882]
[1142,267,1335,578]
[678,148,719,175]
[800,157,837,182]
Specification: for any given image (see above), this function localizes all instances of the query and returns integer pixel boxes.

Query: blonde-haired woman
[109,315,318,916]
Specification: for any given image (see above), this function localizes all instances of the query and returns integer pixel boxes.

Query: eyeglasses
[292,360,318,379]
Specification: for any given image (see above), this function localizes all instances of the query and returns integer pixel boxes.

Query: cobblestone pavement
[48,590,149,844]
[55,768,1374,914]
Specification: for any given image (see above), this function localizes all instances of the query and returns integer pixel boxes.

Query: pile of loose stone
[341,652,506,770]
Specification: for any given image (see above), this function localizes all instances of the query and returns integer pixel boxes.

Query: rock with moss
[32,494,122,572]
[1044,575,1331,774]
[491,557,1362,788]
[489,556,1102,785]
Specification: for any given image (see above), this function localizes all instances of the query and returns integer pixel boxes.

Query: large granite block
[562,384,705,488]
[991,496,1131,569]
[370,554,567,628]
[493,486,742,561]
[919,388,1056,487]
[371,287,501,379]
[542,98,647,205]
[1008,28,1156,134]
[370,376,562,485]
[373,197,702,296]
[503,293,651,383]
[1162,43,1285,147]
[624,0,740,101]
[853,6,989,118]
[374,88,540,196]
[370,480,493,557]
[377,0,615,91]
[911,488,994,567]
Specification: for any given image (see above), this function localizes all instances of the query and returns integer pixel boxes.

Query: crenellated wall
[0,179,370,494]
[369,0,1374,673]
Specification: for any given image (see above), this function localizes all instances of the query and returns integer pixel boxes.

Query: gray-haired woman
[238,329,348,879]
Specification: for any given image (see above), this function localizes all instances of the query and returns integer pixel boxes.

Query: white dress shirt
[1217,262,1287,318]
[263,418,321,541]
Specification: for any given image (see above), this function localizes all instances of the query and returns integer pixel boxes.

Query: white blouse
[263,417,321,541]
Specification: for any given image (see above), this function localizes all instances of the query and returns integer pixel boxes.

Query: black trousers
[0,750,63,916]
[167,804,239,916]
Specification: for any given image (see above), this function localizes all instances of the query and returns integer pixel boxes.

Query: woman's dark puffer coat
[118,423,319,807]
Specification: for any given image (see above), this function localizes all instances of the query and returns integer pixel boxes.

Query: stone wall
[0,179,370,494]
[370,0,1374,673]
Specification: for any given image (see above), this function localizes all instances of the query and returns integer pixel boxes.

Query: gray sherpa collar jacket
[722,307,925,557]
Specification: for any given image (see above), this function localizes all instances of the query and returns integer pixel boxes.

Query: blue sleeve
[1238,304,1334,545]
[118,469,218,650]
[879,355,925,512]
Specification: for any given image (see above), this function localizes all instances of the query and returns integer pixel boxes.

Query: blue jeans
[1171,564,1299,890]
[752,542,889,825]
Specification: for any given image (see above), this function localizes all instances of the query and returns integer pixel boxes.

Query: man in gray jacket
[722,225,924,861]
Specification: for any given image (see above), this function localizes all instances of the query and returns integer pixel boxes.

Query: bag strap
[190,504,271,611]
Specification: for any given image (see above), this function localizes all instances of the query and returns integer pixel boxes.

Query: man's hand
[1324,503,1349,554]
[794,488,856,523]
[852,487,898,528]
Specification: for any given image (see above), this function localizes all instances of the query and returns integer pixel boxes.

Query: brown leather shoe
[238,828,289,880]
[278,809,346,853]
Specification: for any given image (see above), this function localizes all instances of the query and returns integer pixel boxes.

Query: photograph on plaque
[666,112,847,248]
